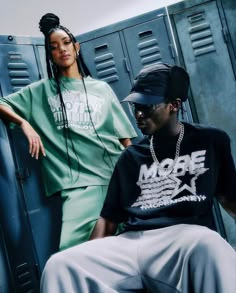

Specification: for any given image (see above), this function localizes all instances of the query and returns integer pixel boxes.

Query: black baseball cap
[122,63,190,105]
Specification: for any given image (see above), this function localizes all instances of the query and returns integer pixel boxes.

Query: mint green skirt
[59,185,108,251]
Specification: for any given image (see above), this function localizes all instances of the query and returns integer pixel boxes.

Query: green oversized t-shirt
[0,76,137,196]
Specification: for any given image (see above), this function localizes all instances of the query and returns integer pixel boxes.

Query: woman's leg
[59,186,108,250]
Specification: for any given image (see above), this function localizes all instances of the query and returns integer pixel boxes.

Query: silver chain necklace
[150,122,184,173]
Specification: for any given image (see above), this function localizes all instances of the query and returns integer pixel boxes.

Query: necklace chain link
[150,123,184,173]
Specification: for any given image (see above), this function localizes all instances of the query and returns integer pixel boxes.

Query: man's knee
[183,226,233,265]
[177,225,226,256]
[44,252,66,274]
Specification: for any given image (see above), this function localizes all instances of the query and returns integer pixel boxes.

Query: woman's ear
[75,42,80,55]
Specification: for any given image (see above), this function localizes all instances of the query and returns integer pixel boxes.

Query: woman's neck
[60,65,82,80]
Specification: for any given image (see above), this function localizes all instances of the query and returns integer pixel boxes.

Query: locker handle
[222,27,230,43]
[139,30,153,39]
[124,58,130,73]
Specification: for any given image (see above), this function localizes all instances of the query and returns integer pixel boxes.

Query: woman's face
[49,29,80,70]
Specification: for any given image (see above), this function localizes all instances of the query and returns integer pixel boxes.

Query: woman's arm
[89,217,118,240]
[0,105,46,159]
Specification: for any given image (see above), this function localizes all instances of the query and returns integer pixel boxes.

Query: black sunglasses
[130,103,162,118]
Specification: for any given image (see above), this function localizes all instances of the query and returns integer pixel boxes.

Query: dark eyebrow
[50,36,70,44]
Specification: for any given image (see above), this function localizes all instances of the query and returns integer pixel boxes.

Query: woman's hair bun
[39,13,60,35]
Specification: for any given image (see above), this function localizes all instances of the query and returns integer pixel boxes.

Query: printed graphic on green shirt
[48,91,104,130]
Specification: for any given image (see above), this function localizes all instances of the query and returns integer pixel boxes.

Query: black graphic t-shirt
[101,123,236,231]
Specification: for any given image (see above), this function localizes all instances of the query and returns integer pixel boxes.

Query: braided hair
[39,13,89,177]
[39,13,90,78]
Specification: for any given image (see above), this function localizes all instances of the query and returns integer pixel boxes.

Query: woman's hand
[20,120,46,159]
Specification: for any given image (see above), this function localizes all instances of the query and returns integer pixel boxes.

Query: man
[41,63,236,293]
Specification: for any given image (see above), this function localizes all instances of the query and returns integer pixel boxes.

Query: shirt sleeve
[215,130,236,200]
[105,83,137,139]
[0,85,33,122]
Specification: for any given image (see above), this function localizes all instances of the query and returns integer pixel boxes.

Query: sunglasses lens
[132,104,156,117]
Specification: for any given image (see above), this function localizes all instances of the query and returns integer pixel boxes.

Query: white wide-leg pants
[41,224,236,293]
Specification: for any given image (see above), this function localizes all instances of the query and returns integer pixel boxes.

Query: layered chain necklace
[150,122,184,173]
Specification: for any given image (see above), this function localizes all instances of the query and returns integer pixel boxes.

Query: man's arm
[89,217,118,240]
[119,138,132,148]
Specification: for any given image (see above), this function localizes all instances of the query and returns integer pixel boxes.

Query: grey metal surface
[168,0,236,250]
[0,39,62,291]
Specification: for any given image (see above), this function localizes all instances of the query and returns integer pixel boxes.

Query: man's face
[132,102,172,135]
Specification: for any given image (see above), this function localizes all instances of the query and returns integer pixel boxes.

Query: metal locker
[0,119,40,292]
[169,0,236,160]
[122,14,193,123]
[0,225,13,292]
[35,44,48,79]
[168,0,236,250]
[80,32,141,139]
[216,0,236,76]
[123,16,175,77]
[0,43,39,94]
[80,33,131,101]
[79,9,194,139]
[0,39,62,291]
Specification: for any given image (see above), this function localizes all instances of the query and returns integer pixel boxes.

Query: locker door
[218,0,236,75]
[169,0,236,250]
[36,45,48,78]
[80,33,132,100]
[80,33,141,138]
[171,1,236,160]
[0,225,13,293]
[0,44,39,94]
[0,42,62,291]
[123,16,193,123]
[8,127,62,272]
[123,16,175,77]
[0,119,40,292]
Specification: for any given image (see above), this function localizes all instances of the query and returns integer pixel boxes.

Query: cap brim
[121,92,165,105]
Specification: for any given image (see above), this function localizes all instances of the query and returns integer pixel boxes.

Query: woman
[0,13,136,250]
